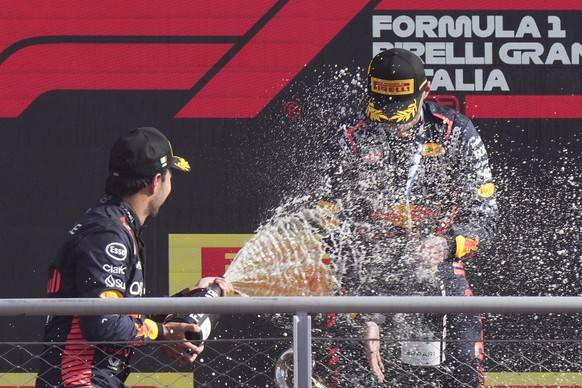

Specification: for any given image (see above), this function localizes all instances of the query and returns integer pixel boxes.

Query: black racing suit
[36,196,167,388]
[321,100,497,387]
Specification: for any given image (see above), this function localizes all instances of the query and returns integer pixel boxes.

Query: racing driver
[323,48,497,387]
[35,127,233,387]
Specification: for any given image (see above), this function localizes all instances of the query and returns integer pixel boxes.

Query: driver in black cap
[36,127,233,388]
[323,48,498,387]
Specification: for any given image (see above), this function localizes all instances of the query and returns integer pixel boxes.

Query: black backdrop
[0,0,580,384]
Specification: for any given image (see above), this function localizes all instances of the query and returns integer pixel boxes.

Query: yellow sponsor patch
[136,319,159,340]
[369,202,440,228]
[477,182,495,198]
[422,143,445,157]
[455,235,479,258]
[318,201,341,230]
[100,290,123,298]
[370,77,414,96]
[318,201,340,213]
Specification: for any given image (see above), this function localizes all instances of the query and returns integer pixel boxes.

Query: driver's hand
[363,321,385,383]
[159,321,204,365]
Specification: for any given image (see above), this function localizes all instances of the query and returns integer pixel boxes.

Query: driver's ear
[148,173,162,194]
[423,81,431,97]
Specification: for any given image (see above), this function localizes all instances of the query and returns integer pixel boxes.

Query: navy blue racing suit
[36,195,178,388]
[321,99,497,387]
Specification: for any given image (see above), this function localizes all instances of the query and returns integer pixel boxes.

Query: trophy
[275,347,327,388]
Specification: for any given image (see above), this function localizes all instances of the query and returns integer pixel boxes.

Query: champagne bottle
[165,283,223,341]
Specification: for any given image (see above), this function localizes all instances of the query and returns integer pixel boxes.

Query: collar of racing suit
[99,195,143,235]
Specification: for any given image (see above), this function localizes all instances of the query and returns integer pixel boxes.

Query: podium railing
[3,296,582,388]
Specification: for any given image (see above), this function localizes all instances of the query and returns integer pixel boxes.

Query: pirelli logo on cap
[370,77,414,96]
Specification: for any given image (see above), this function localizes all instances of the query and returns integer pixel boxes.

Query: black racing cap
[109,127,191,179]
[366,48,428,124]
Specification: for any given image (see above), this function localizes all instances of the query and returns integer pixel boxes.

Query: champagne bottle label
[400,340,443,366]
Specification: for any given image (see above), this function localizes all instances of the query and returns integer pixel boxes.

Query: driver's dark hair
[105,169,168,198]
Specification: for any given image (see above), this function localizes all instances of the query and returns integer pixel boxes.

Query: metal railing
[3,296,582,388]
[5,295,582,316]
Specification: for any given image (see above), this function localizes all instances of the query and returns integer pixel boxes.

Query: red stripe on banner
[175,0,370,118]
[201,247,240,278]
[0,0,275,54]
[465,95,582,119]
[376,0,582,10]
[0,43,232,117]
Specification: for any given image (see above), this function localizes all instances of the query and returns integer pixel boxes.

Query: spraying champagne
[166,204,338,341]
[223,206,337,297]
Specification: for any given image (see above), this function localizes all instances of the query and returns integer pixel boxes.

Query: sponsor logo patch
[455,235,480,258]
[317,201,341,230]
[107,356,121,371]
[477,182,495,198]
[68,223,82,235]
[105,242,127,261]
[99,289,122,299]
[422,143,445,157]
[105,275,126,290]
[370,77,414,96]
[102,264,127,275]
[361,146,384,164]
[129,281,144,296]
[160,155,169,168]
[370,202,441,228]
